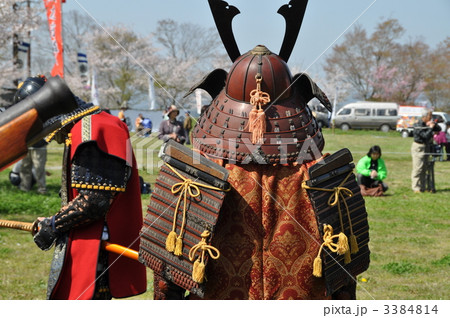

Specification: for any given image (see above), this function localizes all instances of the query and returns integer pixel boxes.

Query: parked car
[334,102,399,132]
[432,111,450,127]
[309,103,330,128]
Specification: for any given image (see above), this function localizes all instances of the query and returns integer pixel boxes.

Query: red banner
[43,0,64,78]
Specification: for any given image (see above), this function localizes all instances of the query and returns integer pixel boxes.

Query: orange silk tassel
[248,74,270,144]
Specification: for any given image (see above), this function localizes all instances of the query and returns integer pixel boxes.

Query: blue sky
[61,0,449,76]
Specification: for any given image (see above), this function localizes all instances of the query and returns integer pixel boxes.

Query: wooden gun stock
[0,76,79,171]
[0,108,42,171]
[0,109,42,171]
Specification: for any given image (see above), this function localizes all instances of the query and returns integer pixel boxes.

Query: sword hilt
[0,219,139,261]
[0,219,38,234]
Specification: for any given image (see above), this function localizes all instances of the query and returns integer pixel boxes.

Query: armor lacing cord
[248,73,270,144]
[302,171,359,276]
[188,230,220,283]
[164,163,229,256]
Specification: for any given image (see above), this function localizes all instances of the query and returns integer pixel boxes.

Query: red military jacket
[50,111,146,299]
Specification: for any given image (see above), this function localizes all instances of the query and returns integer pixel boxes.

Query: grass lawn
[0,129,448,300]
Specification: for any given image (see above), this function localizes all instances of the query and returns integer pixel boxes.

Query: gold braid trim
[45,106,100,142]
[71,183,126,192]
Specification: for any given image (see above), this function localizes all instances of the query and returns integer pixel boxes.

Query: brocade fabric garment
[197,160,329,300]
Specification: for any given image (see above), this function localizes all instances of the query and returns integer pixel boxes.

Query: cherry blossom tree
[151,19,227,110]
[324,24,375,100]
[0,0,42,106]
[31,9,100,101]
[369,63,426,103]
[424,38,450,111]
[323,19,439,105]
[83,24,158,109]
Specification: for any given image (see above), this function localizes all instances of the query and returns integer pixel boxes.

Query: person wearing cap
[411,108,441,193]
[183,110,193,145]
[158,105,186,144]
[31,84,146,299]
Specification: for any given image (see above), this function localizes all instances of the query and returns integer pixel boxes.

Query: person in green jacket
[356,145,388,192]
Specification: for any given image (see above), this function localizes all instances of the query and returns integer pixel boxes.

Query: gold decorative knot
[248,75,270,144]
[303,171,360,278]
[319,224,345,254]
[164,163,229,256]
[172,178,201,200]
[327,186,353,207]
[249,76,270,108]
[313,224,350,278]
[188,230,220,283]
[188,230,220,262]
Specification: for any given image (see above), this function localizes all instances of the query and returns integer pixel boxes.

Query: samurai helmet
[13,75,47,104]
[186,0,331,164]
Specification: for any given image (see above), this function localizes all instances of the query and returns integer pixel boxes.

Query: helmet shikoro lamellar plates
[189,45,331,164]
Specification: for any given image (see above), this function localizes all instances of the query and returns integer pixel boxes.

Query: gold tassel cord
[328,186,352,258]
[188,230,220,283]
[325,173,359,255]
[302,171,358,254]
[164,163,230,256]
[313,224,346,277]
[248,74,270,144]
[303,171,359,276]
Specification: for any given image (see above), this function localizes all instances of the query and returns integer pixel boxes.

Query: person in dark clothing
[141,117,152,137]
[157,105,185,145]
[411,109,441,193]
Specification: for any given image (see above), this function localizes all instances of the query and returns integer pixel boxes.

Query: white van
[396,106,449,137]
[396,105,427,137]
[334,102,399,132]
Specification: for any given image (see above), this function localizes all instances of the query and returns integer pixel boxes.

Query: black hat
[13,75,47,104]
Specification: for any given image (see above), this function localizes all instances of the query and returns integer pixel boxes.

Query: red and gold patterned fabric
[195,160,329,300]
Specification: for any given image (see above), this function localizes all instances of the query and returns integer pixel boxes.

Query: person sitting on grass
[356,145,388,195]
